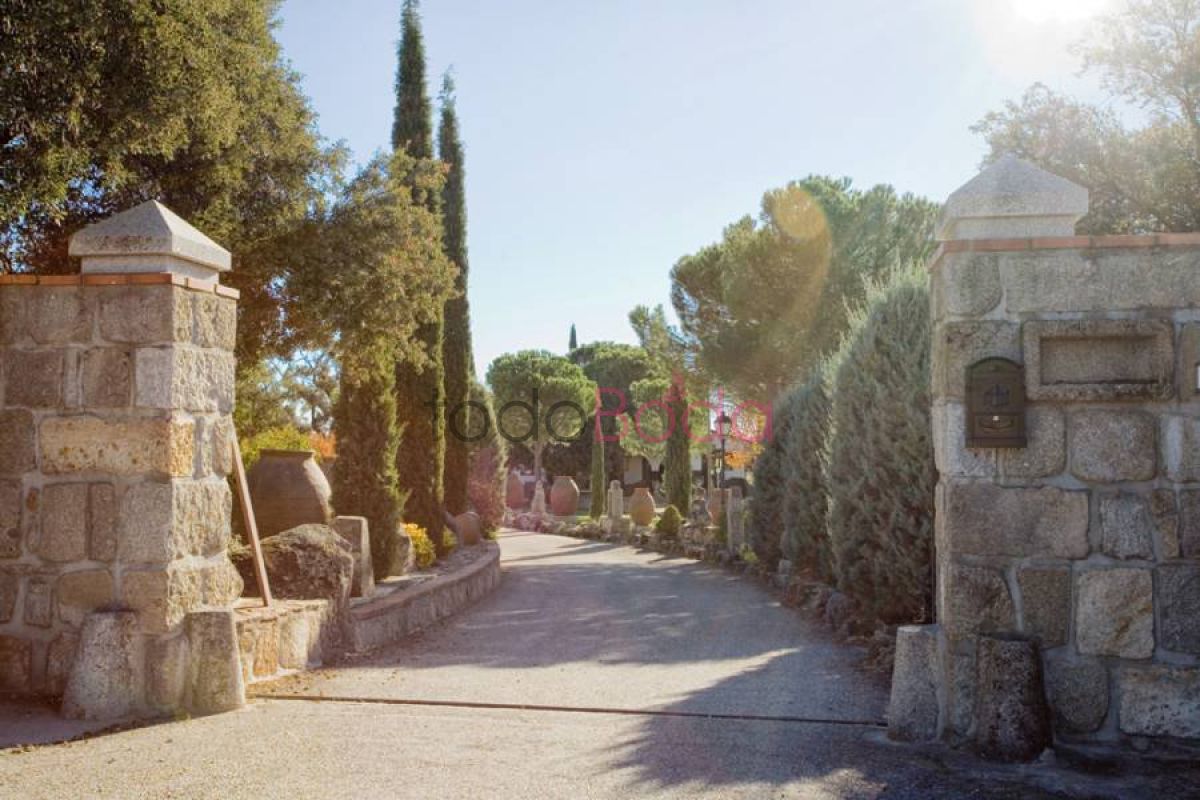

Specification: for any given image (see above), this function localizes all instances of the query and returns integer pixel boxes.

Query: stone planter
[550,476,580,516]
[629,487,656,527]
[247,450,333,538]
[505,470,525,509]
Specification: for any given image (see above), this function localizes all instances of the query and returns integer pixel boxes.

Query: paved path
[0,532,1173,798]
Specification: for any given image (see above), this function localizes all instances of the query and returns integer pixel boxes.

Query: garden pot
[550,476,580,516]
[505,470,525,509]
[247,450,332,538]
[629,487,656,527]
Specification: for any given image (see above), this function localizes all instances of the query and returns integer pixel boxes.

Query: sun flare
[1011,0,1111,24]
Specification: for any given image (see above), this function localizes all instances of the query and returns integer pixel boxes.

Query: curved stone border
[347,542,502,653]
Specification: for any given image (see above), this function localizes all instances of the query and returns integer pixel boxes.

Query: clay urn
[505,470,525,509]
[550,476,580,516]
[629,486,656,527]
[247,450,332,538]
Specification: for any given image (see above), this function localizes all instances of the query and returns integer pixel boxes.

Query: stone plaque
[966,358,1026,448]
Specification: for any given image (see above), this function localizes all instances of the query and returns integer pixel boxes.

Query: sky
[277,0,1117,378]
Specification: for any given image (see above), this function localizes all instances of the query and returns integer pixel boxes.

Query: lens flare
[1011,0,1110,24]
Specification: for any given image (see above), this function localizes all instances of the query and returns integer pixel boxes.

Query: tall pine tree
[392,0,447,549]
[439,70,474,516]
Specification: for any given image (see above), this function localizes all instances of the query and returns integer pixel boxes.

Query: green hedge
[748,395,800,569]
[824,263,935,624]
[779,365,833,582]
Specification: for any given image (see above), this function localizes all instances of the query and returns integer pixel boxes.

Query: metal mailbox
[966,358,1027,448]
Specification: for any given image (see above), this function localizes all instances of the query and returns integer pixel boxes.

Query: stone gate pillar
[893,155,1200,753]
[0,201,244,717]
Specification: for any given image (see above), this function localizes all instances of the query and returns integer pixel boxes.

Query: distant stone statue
[531,482,547,515]
[690,489,709,523]
[727,486,745,551]
[607,480,623,521]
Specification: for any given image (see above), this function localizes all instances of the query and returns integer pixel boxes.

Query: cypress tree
[439,71,473,516]
[589,420,605,519]
[392,0,433,160]
[332,353,406,580]
[664,378,692,514]
[569,323,578,352]
[392,0,446,549]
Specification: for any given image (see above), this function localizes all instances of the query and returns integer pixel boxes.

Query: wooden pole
[232,434,272,607]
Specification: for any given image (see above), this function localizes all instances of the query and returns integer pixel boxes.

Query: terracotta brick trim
[0,272,240,299]
[930,232,1200,269]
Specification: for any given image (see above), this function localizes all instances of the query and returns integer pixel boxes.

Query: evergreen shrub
[655,505,683,538]
[779,366,834,582]
[824,263,935,624]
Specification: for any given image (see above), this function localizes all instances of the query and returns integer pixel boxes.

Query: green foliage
[395,326,446,545]
[622,378,672,466]
[975,2,1200,234]
[486,350,596,478]
[439,71,473,516]
[569,324,578,351]
[572,341,663,488]
[669,178,938,399]
[241,426,314,471]
[441,529,458,556]
[824,264,935,625]
[655,504,683,538]
[391,1,448,552]
[234,361,295,440]
[779,366,834,582]
[278,350,338,434]
[392,0,433,159]
[570,341,660,410]
[0,0,340,365]
[467,381,508,534]
[664,381,692,514]
[405,523,436,570]
[748,393,799,571]
[289,150,454,372]
[589,429,605,519]
[621,377,707,468]
[332,353,405,581]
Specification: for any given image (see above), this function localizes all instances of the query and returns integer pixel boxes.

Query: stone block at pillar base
[888,625,942,742]
[61,610,144,720]
[973,633,1051,763]
[186,609,244,715]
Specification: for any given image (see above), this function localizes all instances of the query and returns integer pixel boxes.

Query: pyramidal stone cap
[68,200,231,282]
[937,154,1089,241]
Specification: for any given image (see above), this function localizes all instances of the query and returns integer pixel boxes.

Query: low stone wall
[235,598,333,684]
[348,542,501,653]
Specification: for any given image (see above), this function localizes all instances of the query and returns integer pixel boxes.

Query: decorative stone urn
[247,449,333,537]
[629,487,656,527]
[550,476,580,516]
[505,470,525,509]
